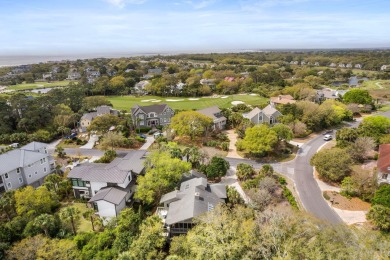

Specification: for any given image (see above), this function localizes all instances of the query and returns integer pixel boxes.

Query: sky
[0,0,389,55]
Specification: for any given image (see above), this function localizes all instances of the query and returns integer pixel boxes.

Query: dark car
[65,133,77,139]
[138,133,147,139]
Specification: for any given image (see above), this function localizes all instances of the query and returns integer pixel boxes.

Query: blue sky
[0,0,389,55]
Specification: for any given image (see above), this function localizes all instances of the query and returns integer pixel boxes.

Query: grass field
[360,80,390,90]
[107,94,269,111]
[7,80,74,91]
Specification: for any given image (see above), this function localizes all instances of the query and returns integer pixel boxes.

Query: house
[131,104,174,128]
[67,69,81,80]
[158,177,226,235]
[381,65,389,71]
[200,78,216,88]
[79,105,119,132]
[339,63,346,68]
[197,106,227,130]
[67,150,147,219]
[224,77,235,82]
[270,95,296,106]
[301,61,306,65]
[314,62,320,66]
[329,63,337,68]
[346,63,353,68]
[148,68,163,75]
[355,64,362,69]
[315,89,348,103]
[377,144,390,184]
[42,72,53,80]
[0,142,55,193]
[133,80,150,94]
[243,104,282,125]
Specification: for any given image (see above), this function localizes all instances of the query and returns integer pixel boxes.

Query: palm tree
[83,208,96,231]
[33,214,56,237]
[0,191,16,221]
[60,206,80,235]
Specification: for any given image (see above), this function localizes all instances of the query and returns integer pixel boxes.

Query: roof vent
[195,192,200,198]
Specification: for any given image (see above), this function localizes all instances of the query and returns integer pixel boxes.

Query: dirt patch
[324,191,371,211]
[201,146,227,158]
[292,132,319,143]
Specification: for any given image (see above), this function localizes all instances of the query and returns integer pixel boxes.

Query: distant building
[354,64,362,69]
[67,69,81,80]
[79,105,119,132]
[148,68,163,75]
[0,142,55,193]
[270,95,296,106]
[381,65,389,71]
[197,106,227,130]
[316,88,348,103]
[133,80,150,94]
[314,62,320,66]
[329,63,337,68]
[200,78,216,87]
[158,177,226,236]
[243,104,282,125]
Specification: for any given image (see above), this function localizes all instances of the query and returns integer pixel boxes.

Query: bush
[282,186,298,209]
[372,184,390,207]
[278,177,287,185]
[204,140,218,147]
[221,142,229,151]
[135,136,146,143]
[236,163,255,181]
[95,150,117,163]
[138,127,152,133]
[236,140,244,151]
[323,191,330,200]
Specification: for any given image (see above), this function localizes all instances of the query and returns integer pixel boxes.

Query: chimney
[194,192,200,199]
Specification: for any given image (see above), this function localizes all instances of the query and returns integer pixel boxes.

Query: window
[383,174,389,179]
[140,121,144,126]
[28,174,32,178]
[164,118,167,123]
[44,167,47,173]
[163,112,166,115]
[128,175,131,181]
[259,114,263,122]
[40,159,43,165]
[28,164,32,168]
[71,179,86,187]
[207,203,214,211]
[43,158,46,163]
[18,177,23,184]
[5,173,8,179]
[7,183,11,189]
[139,114,144,119]
[16,168,20,174]
[35,171,38,175]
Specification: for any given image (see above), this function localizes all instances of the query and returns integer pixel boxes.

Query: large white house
[67,150,147,219]
[0,142,55,193]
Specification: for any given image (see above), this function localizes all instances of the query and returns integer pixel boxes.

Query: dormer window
[148,112,156,118]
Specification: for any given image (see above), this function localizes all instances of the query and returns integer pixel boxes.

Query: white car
[323,134,332,141]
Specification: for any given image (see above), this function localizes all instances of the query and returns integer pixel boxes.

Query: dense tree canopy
[170,111,213,140]
[343,89,373,104]
[241,125,278,155]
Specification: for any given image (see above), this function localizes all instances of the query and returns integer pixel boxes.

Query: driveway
[221,167,251,203]
[80,134,99,149]
[139,136,155,150]
[225,129,243,159]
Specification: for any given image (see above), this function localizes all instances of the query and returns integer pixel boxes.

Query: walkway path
[221,167,251,203]
[225,129,243,159]
[80,134,99,149]
[139,136,155,150]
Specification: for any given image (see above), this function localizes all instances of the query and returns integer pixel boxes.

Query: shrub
[372,184,390,207]
[236,140,244,151]
[221,142,229,151]
[135,136,146,143]
[282,186,298,209]
[278,177,287,185]
[323,191,330,200]
[95,150,117,163]
[236,163,255,181]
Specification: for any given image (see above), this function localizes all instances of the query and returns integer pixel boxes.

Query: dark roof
[378,144,390,174]
[131,104,169,114]
[89,187,127,205]
[197,106,227,122]
[160,177,226,225]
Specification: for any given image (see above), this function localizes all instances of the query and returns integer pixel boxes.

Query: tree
[236,163,255,181]
[88,114,122,132]
[52,104,74,128]
[36,239,78,260]
[0,191,16,221]
[109,76,126,93]
[226,186,244,205]
[31,213,57,237]
[271,124,293,141]
[367,205,390,231]
[59,206,80,235]
[135,151,191,204]
[359,115,390,141]
[205,157,230,179]
[14,186,59,218]
[112,208,143,253]
[343,89,373,104]
[44,174,62,194]
[241,125,278,156]
[82,96,112,111]
[170,111,213,140]
[349,137,375,162]
[6,235,48,260]
[336,127,359,147]
[82,209,97,231]
[100,131,125,150]
[120,216,166,259]
[55,146,66,158]
[310,148,352,182]
[182,146,208,168]
[372,184,390,208]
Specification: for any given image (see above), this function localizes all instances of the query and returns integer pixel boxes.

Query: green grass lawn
[7,80,74,91]
[360,80,390,90]
[107,94,269,111]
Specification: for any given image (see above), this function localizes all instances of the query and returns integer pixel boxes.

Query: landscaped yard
[360,80,390,90]
[7,80,75,91]
[60,202,93,233]
[107,94,269,111]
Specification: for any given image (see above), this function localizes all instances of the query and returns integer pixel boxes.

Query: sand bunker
[188,98,200,101]
[231,101,245,105]
[152,100,161,102]
[141,99,160,102]
[221,96,229,99]
[250,93,258,96]
[166,99,184,102]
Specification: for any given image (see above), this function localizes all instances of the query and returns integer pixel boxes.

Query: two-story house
[243,104,282,125]
[79,105,119,132]
[158,177,226,236]
[131,104,174,128]
[0,142,55,193]
[197,106,227,130]
[67,150,146,219]
[270,95,296,106]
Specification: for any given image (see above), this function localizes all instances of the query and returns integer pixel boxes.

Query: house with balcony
[197,106,227,130]
[131,104,174,128]
[0,142,55,193]
[67,150,147,219]
[158,177,226,236]
[243,104,282,125]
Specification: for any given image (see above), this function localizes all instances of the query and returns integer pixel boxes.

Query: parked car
[323,134,332,141]
[138,133,147,139]
[65,133,77,139]
[153,132,163,138]
[322,129,333,135]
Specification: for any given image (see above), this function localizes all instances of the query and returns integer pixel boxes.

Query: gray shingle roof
[20,141,47,152]
[160,177,226,225]
[89,187,127,205]
[67,150,146,183]
[262,104,279,117]
[243,107,261,120]
[0,149,48,174]
[197,106,227,122]
[132,104,169,115]
[81,112,97,121]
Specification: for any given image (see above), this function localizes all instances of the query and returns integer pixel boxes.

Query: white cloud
[183,0,217,9]
[105,0,147,8]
